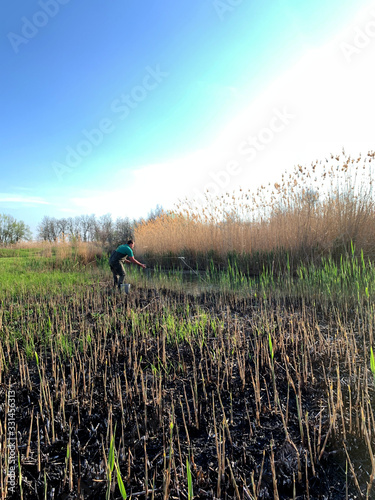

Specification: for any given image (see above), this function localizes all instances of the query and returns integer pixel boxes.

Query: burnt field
[1,277,375,500]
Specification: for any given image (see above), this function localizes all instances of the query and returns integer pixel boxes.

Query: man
[109,240,146,290]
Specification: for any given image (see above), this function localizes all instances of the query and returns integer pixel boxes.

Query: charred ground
[1,285,374,499]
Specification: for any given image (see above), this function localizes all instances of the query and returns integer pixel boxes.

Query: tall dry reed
[135,150,375,263]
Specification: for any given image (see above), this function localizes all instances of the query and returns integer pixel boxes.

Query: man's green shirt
[116,244,134,258]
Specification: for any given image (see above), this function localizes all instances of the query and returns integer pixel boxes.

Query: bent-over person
[108,240,146,290]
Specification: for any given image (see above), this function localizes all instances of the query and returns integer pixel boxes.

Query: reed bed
[135,151,375,270]
[1,251,375,499]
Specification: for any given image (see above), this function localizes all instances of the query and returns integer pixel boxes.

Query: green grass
[0,248,42,258]
[0,253,103,296]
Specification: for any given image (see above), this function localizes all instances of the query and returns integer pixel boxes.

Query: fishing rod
[177,256,210,285]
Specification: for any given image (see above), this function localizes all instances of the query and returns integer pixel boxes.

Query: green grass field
[0,253,103,294]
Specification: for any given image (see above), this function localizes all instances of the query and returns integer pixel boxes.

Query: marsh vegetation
[1,152,375,499]
[1,244,375,499]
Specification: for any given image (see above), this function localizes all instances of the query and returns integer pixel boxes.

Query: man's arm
[128,256,146,268]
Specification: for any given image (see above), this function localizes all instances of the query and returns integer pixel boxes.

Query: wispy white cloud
[195,80,240,99]
[68,187,160,220]
[0,193,50,205]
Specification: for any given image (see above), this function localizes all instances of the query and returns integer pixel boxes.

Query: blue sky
[1,0,375,235]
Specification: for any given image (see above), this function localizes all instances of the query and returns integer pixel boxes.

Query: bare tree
[79,214,96,242]
[114,216,133,246]
[95,213,114,247]
[147,204,164,221]
[37,216,58,242]
[66,217,82,242]
[56,218,69,242]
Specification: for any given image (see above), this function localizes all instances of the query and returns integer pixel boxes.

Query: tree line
[0,212,133,248]
[0,205,165,248]
[37,213,135,248]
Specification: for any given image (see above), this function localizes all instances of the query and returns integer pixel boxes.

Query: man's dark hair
[127,240,134,245]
